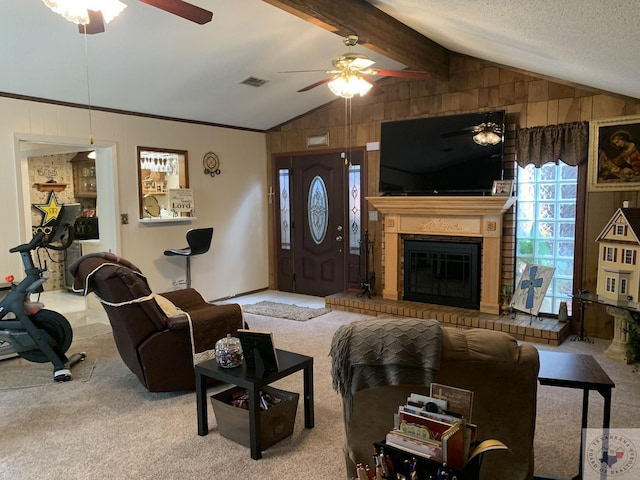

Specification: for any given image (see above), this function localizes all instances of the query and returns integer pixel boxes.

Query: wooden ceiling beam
[262,0,450,81]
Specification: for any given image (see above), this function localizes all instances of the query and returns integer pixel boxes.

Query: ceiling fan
[442,122,504,146]
[43,0,213,35]
[283,35,431,98]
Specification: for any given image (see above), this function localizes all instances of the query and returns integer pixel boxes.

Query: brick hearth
[325,291,571,346]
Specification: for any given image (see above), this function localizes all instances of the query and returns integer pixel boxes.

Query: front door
[274,149,364,297]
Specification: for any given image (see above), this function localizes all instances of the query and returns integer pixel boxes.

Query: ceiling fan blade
[279,69,334,74]
[297,77,333,93]
[361,75,385,96]
[138,0,213,24]
[368,68,431,80]
[441,126,477,139]
[78,10,105,34]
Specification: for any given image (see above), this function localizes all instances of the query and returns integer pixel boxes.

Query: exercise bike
[0,203,86,382]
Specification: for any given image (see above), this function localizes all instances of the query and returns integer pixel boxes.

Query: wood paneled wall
[267,53,640,339]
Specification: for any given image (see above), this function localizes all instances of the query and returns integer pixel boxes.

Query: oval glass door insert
[308,175,328,244]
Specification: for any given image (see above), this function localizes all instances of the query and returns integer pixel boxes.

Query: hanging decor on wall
[203,152,221,177]
[33,191,63,226]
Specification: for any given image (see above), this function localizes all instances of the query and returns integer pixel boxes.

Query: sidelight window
[279,169,291,250]
[348,164,361,255]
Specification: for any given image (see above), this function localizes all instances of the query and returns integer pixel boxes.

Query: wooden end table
[537,350,615,480]
[195,348,314,460]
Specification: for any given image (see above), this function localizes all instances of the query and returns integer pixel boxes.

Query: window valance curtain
[516,121,588,168]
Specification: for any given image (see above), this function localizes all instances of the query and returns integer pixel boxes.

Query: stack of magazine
[384,383,506,471]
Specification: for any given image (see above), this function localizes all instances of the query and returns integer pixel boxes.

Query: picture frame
[237,329,279,376]
[491,179,514,196]
[588,115,640,191]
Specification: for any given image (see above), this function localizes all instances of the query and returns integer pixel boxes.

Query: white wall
[0,96,269,300]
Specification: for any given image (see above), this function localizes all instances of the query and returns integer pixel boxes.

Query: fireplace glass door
[404,240,480,310]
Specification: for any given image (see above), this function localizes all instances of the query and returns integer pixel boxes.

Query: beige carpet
[0,311,638,480]
[0,323,109,390]
[241,300,331,321]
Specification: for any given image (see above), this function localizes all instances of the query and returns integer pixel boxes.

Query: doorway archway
[15,134,120,261]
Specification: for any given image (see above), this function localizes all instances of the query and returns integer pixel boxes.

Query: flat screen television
[379,110,506,195]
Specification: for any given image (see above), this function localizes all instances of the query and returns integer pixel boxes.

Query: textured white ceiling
[0,0,638,131]
[368,0,640,101]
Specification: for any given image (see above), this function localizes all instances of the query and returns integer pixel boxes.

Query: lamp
[328,73,373,99]
[42,0,126,25]
[472,122,503,146]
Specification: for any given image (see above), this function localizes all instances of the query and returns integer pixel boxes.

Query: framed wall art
[491,179,514,196]
[588,115,640,191]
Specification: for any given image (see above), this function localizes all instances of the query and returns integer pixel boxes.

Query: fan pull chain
[343,97,353,167]
[82,25,94,145]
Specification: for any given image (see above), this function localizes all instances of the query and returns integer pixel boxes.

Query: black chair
[164,227,213,288]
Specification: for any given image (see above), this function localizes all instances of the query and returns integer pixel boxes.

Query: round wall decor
[203,152,221,177]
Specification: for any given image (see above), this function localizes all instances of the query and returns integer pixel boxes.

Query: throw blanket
[68,253,234,366]
[68,251,144,295]
[329,317,442,419]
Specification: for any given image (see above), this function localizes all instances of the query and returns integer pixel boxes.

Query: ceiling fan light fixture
[328,74,373,99]
[472,122,503,146]
[42,0,126,25]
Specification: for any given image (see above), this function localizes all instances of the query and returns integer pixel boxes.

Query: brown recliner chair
[330,317,540,480]
[69,252,244,392]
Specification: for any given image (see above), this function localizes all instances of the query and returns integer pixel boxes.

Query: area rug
[241,300,330,321]
[0,328,108,390]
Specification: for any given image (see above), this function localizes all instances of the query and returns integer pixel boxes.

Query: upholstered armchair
[330,317,540,480]
[69,253,244,392]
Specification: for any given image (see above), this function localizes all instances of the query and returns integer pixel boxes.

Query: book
[398,410,459,442]
[407,392,448,413]
[385,430,443,460]
[237,329,279,376]
[429,383,474,421]
[399,404,461,426]
[441,421,465,470]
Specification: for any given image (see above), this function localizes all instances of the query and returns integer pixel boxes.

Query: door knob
[336,235,343,242]
[337,225,343,232]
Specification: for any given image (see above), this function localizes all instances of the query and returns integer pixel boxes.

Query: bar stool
[164,227,213,289]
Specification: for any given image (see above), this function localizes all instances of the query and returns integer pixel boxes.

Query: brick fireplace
[366,196,516,315]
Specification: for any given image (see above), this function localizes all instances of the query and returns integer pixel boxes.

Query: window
[606,276,616,293]
[605,247,615,262]
[516,161,577,314]
[621,278,628,295]
[623,249,635,265]
[278,169,291,250]
[615,224,626,236]
[348,164,361,255]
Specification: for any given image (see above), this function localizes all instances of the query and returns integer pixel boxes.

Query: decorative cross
[520,265,544,309]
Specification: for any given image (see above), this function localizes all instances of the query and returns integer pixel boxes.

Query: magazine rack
[374,441,473,480]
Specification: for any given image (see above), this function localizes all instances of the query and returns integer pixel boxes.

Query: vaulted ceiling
[1,1,638,131]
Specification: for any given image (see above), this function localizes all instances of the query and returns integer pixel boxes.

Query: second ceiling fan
[76,0,213,34]
[285,35,431,98]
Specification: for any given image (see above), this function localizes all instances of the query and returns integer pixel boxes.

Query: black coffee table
[537,350,615,480]
[195,348,314,460]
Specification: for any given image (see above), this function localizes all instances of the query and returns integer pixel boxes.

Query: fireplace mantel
[366,196,517,315]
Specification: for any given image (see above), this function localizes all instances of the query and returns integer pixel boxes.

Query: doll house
[595,207,640,309]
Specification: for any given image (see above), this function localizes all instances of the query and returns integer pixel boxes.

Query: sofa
[330,317,540,480]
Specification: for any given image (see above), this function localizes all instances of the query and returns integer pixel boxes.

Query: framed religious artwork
[588,115,640,191]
